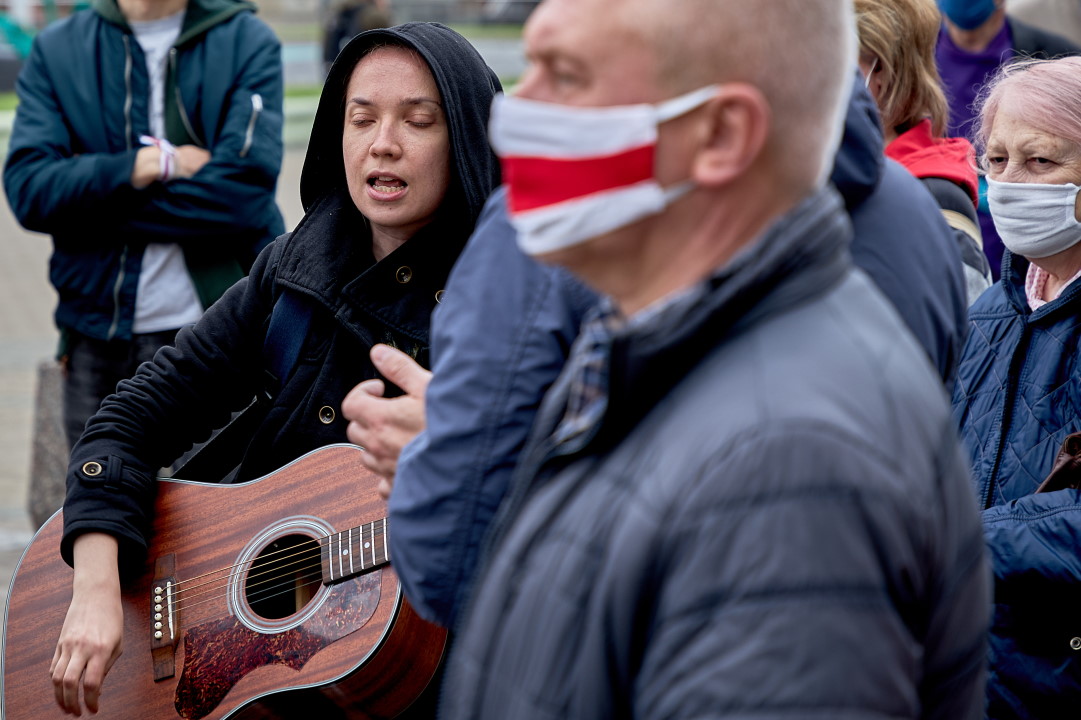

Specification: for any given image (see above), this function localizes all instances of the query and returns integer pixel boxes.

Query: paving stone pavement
[0,147,308,712]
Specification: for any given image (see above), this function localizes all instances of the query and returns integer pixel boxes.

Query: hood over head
[300,22,502,233]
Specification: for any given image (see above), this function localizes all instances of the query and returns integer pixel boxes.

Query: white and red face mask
[488,85,719,256]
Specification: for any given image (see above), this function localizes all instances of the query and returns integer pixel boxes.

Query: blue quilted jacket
[952,250,1081,719]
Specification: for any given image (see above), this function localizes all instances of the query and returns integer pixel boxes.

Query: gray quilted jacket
[441,187,990,720]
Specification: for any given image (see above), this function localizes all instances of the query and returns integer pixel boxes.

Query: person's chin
[361,198,411,227]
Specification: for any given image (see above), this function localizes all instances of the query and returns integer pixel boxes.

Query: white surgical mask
[987,178,1081,258]
[488,85,719,256]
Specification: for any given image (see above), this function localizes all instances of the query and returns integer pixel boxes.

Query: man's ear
[691,83,770,188]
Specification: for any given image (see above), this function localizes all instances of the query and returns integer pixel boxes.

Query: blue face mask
[937,0,998,30]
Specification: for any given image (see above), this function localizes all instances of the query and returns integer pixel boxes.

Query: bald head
[632,0,856,188]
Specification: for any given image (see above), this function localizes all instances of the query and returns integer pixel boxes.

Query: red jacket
[886,118,979,206]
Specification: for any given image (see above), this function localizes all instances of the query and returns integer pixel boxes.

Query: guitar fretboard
[321,518,389,584]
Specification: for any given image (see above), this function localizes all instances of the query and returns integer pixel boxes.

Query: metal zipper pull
[240,93,263,158]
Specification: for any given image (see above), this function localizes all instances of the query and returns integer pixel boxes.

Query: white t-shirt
[130,10,204,334]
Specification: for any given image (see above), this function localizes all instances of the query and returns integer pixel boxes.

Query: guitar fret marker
[321,517,392,585]
[359,528,366,570]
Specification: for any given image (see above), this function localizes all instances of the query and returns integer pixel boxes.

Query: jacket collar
[592,186,852,448]
[274,190,468,346]
[1000,249,1081,321]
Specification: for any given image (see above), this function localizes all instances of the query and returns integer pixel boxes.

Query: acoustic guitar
[1,444,446,719]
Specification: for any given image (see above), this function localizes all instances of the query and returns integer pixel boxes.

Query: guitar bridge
[150,553,179,681]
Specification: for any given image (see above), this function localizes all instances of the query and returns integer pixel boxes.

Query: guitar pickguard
[175,572,382,719]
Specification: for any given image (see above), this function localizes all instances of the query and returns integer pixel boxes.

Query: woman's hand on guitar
[51,533,124,715]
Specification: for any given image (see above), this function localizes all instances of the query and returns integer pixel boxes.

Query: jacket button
[395,266,413,284]
[318,406,336,424]
[434,289,445,304]
[82,461,103,477]
[1071,637,1081,651]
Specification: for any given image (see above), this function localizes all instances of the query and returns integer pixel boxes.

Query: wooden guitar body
[2,444,445,719]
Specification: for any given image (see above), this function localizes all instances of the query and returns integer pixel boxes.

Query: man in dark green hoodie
[3,0,284,450]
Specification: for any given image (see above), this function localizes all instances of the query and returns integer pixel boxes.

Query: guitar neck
[321,517,389,584]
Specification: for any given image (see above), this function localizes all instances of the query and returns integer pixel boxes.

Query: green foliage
[447,23,524,40]
[284,85,323,98]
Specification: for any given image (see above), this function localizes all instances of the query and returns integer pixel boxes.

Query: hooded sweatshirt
[60,23,502,574]
[4,0,286,342]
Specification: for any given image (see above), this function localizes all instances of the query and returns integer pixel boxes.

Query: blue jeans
[62,329,180,449]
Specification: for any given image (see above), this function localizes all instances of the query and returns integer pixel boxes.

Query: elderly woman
[48,23,499,718]
[952,55,1081,719]
[855,0,991,303]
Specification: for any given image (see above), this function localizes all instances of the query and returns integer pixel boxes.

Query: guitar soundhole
[245,534,323,620]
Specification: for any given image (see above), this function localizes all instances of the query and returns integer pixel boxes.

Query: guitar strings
[175,565,329,617]
[169,521,388,595]
[173,548,318,607]
[171,539,386,616]
[176,541,322,594]
[168,520,389,592]
[164,524,389,616]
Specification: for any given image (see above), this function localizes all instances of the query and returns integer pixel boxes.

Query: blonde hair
[854,0,950,137]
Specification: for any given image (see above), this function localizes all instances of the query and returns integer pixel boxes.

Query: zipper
[982,322,1032,509]
[170,48,206,147]
[107,246,129,340]
[114,37,133,341]
[123,36,133,151]
[239,93,263,158]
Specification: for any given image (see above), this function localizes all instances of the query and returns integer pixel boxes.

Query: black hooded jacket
[60,23,501,571]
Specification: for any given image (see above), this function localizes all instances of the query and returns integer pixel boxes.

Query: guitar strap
[264,290,316,388]
[172,291,315,482]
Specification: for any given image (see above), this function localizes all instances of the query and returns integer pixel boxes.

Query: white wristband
[139,135,178,182]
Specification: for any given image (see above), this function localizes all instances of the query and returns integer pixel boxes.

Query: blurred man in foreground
[437,0,990,717]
